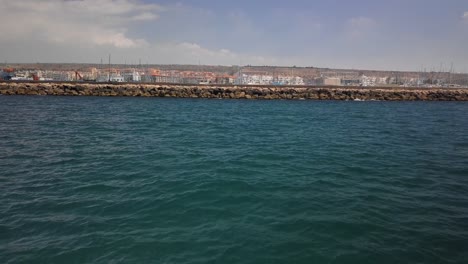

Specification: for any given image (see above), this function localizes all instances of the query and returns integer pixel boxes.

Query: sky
[0,0,467,72]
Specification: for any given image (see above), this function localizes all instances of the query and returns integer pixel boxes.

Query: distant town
[1,63,467,88]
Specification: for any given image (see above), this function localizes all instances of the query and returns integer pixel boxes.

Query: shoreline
[1,82,467,101]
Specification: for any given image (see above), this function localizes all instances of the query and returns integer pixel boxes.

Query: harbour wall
[1,82,468,101]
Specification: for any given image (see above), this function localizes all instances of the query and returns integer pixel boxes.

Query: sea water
[1,96,467,263]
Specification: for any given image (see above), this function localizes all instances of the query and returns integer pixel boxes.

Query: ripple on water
[1,98,468,263]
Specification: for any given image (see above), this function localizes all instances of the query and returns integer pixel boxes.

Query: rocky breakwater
[1,82,468,101]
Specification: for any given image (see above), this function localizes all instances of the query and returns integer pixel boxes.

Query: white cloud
[0,1,467,72]
[155,42,277,66]
[0,0,161,48]
[131,12,159,21]
[349,17,376,28]
[346,17,377,38]
[0,1,282,65]
[177,42,237,59]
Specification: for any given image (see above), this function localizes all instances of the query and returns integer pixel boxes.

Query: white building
[290,76,305,85]
[360,75,377,86]
[324,77,341,86]
[122,71,141,82]
[43,71,71,81]
[236,74,273,85]
[110,74,125,82]
[236,73,304,85]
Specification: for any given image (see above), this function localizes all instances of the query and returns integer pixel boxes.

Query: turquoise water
[1,96,468,264]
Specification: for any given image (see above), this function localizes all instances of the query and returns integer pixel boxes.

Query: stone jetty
[1,82,468,101]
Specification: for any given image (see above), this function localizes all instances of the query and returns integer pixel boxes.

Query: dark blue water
[1,96,467,263]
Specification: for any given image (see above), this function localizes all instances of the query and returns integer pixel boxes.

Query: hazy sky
[0,0,467,71]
